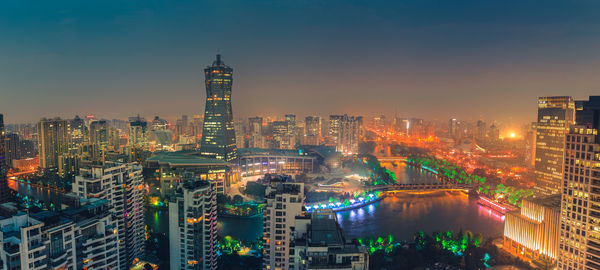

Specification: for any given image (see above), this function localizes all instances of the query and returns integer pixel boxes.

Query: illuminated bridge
[374,183,472,193]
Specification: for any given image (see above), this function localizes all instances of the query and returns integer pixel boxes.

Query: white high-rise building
[0,197,119,270]
[169,180,218,270]
[263,179,305,270]
[0,214,55,270]
[73,162,145,269]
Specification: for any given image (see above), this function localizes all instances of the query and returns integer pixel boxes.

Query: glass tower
[200,54,237,162]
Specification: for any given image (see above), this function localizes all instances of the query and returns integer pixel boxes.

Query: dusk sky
[2,0,600,124]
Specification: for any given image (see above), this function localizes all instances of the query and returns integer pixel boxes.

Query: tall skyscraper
[73,163,145,269]
[169,180,218,270]
[263,178,305,270]
[328,115,362,154]
[38,117,70,169]
[534,96,575,195]
[200,54,237,162]
[0,115,10,202]
[558,125,600,270]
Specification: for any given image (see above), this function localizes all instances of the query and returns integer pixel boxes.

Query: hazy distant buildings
[70,115,87,151]
[303,116,321,145]
[129,116,148,150]
[200,54,237,162]
[534,96,575,195]
[248,117,266,148]
[169,180,218,270]
[373,115,386,132]
[558,126,600,270]
[0,115,10,202]
[272,120,295,149]
[328,115,363,154]
[89,120,110,150]
[151,116,169,131]
[38,117,70,169]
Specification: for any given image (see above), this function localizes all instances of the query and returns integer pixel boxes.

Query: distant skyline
[2,0,600,124]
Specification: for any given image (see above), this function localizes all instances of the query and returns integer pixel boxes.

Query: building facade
[557,126,600,270]
[0,115,10,203]
[73,163,145,269]
[129,116,148,150]
[146,152,238,195]
[200,54,237,162]
[169,180,218,270]
[263,179,305,270]
[503,195,560,261]
[291,210,369,270]
[535,96,575,195]
[238,148,317,177]
[0,199,120,270]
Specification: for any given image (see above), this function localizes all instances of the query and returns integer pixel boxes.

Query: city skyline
[3,2,600,269]
[2,1,600,124]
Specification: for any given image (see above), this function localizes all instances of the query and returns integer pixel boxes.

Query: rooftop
[310,210,343,247]
[526,194,561,210]
[238,148,314,158]
[147,152,229,166]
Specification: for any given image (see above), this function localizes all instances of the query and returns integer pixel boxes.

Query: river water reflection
[214,163,504,241]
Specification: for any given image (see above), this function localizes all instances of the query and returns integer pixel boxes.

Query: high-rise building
[328,115,345,146]
[151,116,169,131]
[272,121,294,149]
[0,214,68,270]
[373,115,386,132]
[38,117,70,169]
[129,116,148,150]
[89,120,110,150]
[200,54,237,162]
[4,132,20,168]
[0,115,10,202]
[328,115,362,154]
[0,199,121,270]
[263,178,305,270]
[558,126,600,270]
[285,114,296,137]
[169,180,218,270]
[575,96,600,129]
[303,116,321,145]
[534,96,575,195]
[70,115,87,151]
[73,163,145,269]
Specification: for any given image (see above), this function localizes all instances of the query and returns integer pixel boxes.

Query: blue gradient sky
[1,0,600,124]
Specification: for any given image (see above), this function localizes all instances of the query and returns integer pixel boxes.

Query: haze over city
[2,0,600,124]
[2,1,600,270]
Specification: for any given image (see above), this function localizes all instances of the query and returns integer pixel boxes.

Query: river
[9,163,504,243]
